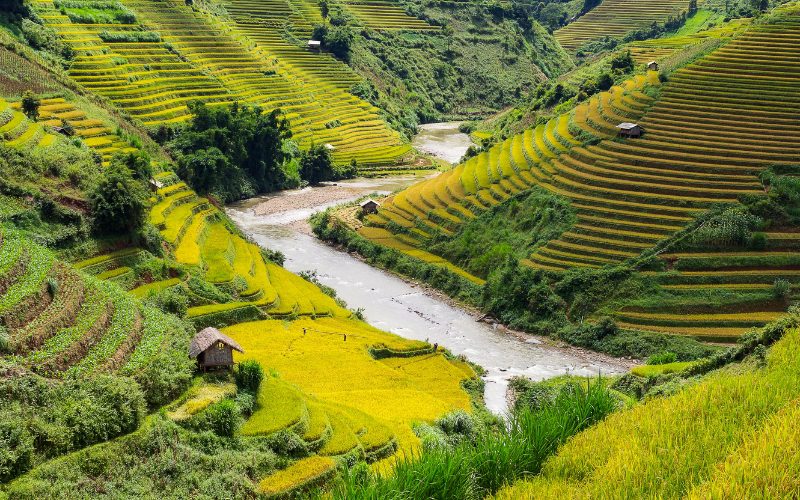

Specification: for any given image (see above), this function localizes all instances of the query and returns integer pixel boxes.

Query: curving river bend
[228,123,630,414]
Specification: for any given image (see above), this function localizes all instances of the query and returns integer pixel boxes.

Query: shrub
[89,162,147,235]
[145,287,188,317]
[202,399,240,437]
[0,325,9,353]
[0,418,34,482]
[21,91,40,120]
[647,351,678,365]
[235,360,264,394]
[772,279,791,300]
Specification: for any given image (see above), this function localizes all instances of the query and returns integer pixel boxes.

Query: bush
[647,351,678,365]
[235,360,264,394]
[0,325,9,353]
[772,279,791,300]
[21,91,40,120]
[145,287,188,317]
[0,419,34,482]
[89,162,147,235]
[201,399,240,437]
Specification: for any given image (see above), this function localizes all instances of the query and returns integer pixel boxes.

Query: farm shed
[617,122,644,138]
[647,61,659,71]
[360,199,380,215]
[308,40,321,50]
[189,327,244,370]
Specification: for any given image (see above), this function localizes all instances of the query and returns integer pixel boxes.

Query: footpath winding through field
[228,130,632,413]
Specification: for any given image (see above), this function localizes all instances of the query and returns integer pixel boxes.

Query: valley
[2,0,800,497]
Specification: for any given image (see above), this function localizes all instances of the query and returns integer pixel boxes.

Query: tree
[21,91,40,121]
[169,102,292,201]
[538,3,566,31]
[89,162,146,235]
[581,0,602,15]
[610,50,635,73]
[300,144,334,185]
[319,0,329,19]
[596,72,614,91]
[325,25,355,62]
[111,151,152,181]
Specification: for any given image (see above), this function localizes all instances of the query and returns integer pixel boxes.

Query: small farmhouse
[148,177,165,192]
[360,199,380,215]
[189,327,244,370]
[617,122,643,138]
[308,40,321,50]
[647,61,659,71]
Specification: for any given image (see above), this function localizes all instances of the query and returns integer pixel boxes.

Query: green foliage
[334,379,617,499]
[170,102,293,202]
[144,287,188,317]
[111,151,152,182]
[772,279,791,300]
[194,399,241,437]
[6,415,278,498]
[21,91,39,120]
[610,49,635,73]
[347,3,572,138]
[98,30,160,42]
[0,325,9,353]
[430,188,575,278]
[21,18,74,61]
[647,351,678,365]
[0,372,146,480]
[89,161,147,235]
[0,419,33,482]
[235,360,264,394]
[300,144,334,185]
[313,24,355,62]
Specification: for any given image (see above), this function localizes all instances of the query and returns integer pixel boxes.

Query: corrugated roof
[189,327,244,358]
[617,122,640,130]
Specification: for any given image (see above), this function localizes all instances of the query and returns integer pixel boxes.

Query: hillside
[3,0,800,496]
[497,313,800,498]
[323,3,800,349]
[0,6,481,492]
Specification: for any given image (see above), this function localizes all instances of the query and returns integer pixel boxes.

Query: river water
[412,121,474,164]
[227,125,630,415]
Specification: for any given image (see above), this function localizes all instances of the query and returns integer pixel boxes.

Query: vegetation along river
[228,126,630,414]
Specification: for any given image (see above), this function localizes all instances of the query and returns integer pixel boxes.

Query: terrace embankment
[228,176,633,414]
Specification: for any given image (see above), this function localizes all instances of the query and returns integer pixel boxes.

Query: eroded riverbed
[227,180,631,415]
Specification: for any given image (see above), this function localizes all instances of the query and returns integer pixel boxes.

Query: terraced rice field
[225,317,474,465]
[0,97,57,148]
[0,227,187,379]
[363,7,800,341]
[555,0,690,51]
[11,97,139,164]
[340,1,436,30]
[146,172,342,321]
[29,0,412,168]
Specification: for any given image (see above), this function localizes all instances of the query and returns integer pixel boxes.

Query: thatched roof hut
[189,327,243,370]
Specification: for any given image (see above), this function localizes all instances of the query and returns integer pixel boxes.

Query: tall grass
[333,380,617,499]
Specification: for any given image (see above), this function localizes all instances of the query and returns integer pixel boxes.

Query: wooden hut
[360,199,380,215]
[617,122,643,138]
[647,61,659,71]
[189,327,243,371]
[308,40,321,51]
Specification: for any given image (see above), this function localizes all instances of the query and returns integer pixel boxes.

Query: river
[227,125,631,415]
[412,121,474,165]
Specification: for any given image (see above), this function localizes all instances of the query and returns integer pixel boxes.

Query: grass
[630,360,696,377]
[497,324,800,498]
[333,379,618,499]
